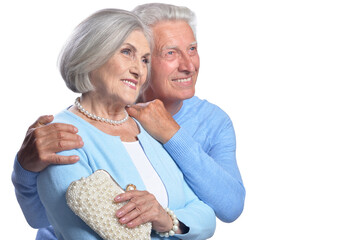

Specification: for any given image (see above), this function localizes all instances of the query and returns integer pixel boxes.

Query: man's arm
[12,157,49,228]
[127,100,245,222]
[18,115,83,172]
[12,115,83,228]
[163,119,245,223]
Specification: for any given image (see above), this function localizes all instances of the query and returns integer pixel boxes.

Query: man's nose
[178,54,195,73]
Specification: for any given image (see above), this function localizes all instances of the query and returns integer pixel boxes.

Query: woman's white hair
[132,3,197,37]
[59,9,152,93]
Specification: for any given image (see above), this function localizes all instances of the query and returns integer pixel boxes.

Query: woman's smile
[121,79,138,90]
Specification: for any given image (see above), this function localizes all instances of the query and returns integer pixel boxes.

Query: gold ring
[126,184,136,191]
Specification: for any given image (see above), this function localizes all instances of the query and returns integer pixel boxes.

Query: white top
[122,141,169,207]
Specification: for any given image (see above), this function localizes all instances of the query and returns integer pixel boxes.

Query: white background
[1,0,359,239]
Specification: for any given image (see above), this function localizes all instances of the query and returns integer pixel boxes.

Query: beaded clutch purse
[66,169,152,240]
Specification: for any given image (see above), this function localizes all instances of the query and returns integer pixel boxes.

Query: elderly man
[12,3,245,239]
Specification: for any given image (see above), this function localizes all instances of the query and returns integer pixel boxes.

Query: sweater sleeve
[163,117,245,223]
[11,155,51,228]
[37,149,102,240]
[173,176,216,240]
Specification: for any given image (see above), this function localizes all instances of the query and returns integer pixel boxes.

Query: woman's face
[89,30,151,106]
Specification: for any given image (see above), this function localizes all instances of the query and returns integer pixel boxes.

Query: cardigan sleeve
[164,116,245,223]
[37,149,102,240]
[11,155,50,228]
[173,177,216,240]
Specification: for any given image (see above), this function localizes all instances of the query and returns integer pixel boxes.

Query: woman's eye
[142,58,149,64]
[121,49,131,55]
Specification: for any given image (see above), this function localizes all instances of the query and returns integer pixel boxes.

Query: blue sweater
[12,96,245,239]
[41,109,215,240]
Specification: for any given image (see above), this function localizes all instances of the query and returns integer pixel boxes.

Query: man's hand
[17,115,83,172]
[126,100,180,144]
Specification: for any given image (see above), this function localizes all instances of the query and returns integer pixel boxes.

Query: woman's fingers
[124,210,155,228]
[114,190,167,229]
[115,191,153,218]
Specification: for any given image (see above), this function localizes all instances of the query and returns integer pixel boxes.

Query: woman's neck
[71,94,140,141]
[80,93,128,121]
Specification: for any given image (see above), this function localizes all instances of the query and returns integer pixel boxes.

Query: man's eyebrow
[189,41,197,46]
[160,41,198,51]
[161,45,178,51]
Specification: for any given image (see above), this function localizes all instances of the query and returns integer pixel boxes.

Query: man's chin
[177,89,195,101]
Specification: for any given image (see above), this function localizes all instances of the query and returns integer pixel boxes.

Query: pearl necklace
[74,97,129,125]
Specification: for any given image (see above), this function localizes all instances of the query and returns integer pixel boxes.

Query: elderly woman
[35,9,215,240]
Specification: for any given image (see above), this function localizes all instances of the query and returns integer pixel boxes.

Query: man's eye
[161,50,177,59]
[189,47,197,55]
[142,58,149,64]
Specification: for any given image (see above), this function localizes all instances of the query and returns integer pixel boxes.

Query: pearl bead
[156,207,180,238]
[74,98,129,125]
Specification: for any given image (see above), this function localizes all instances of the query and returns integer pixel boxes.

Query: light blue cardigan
[12,96,245,239]
[36,110,215,240]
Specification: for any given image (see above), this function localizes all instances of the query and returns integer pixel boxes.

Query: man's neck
[161,99,183,116]
[138,90,183,116]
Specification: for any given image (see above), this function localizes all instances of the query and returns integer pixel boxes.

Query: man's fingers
[45,138,84,154]
[30,115,54,128]
[46,154,80,165]
[34,123,79,138]
[126,101,154,118]
[41,130,82,143]
[126,106,139,118]
[134,102,151,108]
[126,105,145,118]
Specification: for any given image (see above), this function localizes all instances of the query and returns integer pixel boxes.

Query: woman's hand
[114,190,176,233]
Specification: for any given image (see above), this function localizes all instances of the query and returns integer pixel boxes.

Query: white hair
[133,3,197,37]
[59,9,152,93]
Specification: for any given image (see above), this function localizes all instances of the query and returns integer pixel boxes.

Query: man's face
[148,20,200,104]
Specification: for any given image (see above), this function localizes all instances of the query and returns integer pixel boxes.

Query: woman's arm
[37,149,101,240]
[172,178,216,240]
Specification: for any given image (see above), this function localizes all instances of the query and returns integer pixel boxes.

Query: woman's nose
[129,59,144,79]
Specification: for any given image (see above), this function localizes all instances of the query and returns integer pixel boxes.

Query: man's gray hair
[133,3,197,37]
[59,9,152,93]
